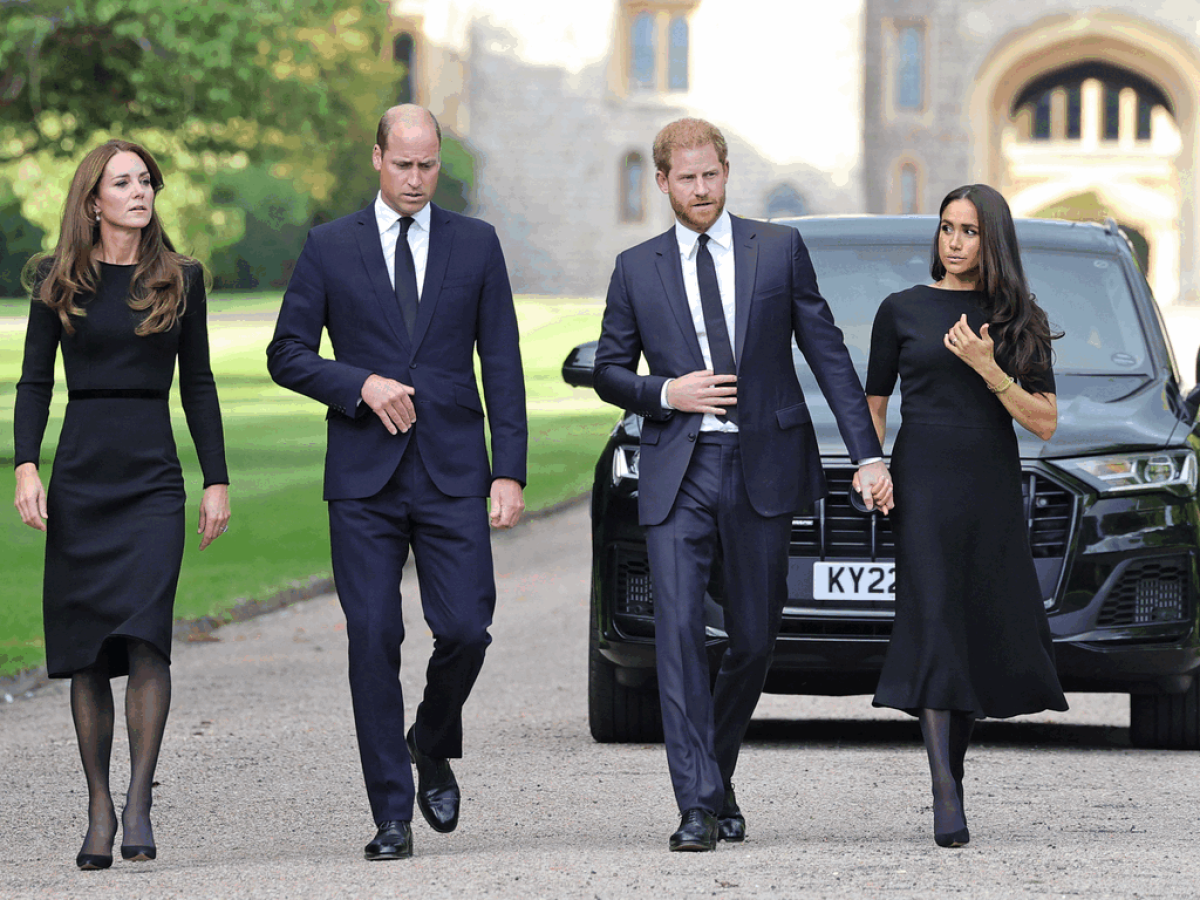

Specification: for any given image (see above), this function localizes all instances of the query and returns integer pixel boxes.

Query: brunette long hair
[23,139,190,336]
[931,184,1061,380]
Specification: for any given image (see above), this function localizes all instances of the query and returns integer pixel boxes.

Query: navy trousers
[328,437,495,824]
[644,433,793,815]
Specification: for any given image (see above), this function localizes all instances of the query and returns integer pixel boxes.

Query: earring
[94,211,100,223]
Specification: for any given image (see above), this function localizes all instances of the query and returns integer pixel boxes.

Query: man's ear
[372,145,383,172]
[656,170,669,194]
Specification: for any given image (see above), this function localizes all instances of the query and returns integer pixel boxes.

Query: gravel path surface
[2,502,1198,899]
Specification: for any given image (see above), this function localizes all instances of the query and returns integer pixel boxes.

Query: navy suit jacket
[267,203,527,501]
[593,215,881,526]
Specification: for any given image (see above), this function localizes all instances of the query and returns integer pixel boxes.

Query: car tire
[1129,679,1200,750]
[588,615,663,744]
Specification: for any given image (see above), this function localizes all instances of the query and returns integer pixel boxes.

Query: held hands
[14,462,47,532]
[489,478,524,530]
[362,374,417,435]
[197,483,231,551]
[852,460,894,515]
[666,370,737,415]
[943,315,995,375]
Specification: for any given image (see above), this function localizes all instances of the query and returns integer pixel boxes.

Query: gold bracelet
[989,375,1014,394]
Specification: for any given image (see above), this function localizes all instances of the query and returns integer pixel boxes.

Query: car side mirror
[562,340,598,389]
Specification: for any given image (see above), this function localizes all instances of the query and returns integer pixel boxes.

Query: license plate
[812,562,895,600]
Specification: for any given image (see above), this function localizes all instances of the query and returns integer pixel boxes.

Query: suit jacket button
[410,363,418,369]
[688,433,697,442]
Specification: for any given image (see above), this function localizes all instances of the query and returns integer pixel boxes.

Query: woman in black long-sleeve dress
[860,184,1068,848]
[13,140,230,870]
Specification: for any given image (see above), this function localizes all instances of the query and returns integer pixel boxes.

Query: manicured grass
[0,295,612,678]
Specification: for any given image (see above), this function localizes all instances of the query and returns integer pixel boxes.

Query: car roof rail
[1104,217,1121,235]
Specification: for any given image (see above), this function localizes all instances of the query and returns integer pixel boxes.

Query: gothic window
[668,16,689,91]
[621,151,646,223]
[899,163,919,214]
[393,33,415,105]
[895,24,924,111]
[630,13,657,91]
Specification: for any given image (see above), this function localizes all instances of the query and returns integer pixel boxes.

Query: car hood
[805,372,1187,459]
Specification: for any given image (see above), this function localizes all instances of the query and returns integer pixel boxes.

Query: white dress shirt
[374,192,431,300]
[661,210,738,433]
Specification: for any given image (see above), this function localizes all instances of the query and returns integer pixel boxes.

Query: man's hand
[666,370,737,415]
[489,478,524,530]
[361,374,416,435]
[852,460,894,515]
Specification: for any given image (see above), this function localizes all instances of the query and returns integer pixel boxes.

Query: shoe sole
[669,842,716,852]
[364,850,414,861]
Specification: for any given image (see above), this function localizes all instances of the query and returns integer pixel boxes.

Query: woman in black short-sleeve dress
[13,140,230,870]
[861,185,1067,849]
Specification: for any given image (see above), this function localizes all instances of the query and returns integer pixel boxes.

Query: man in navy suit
[593,118,893,851]
[267,105,526,860]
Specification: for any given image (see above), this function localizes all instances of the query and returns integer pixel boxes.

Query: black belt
[68,389,168,401]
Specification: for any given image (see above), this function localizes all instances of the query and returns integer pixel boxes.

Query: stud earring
[95,212,101,223]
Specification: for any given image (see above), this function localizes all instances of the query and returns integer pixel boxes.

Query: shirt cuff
[660,378,675,411]
[856,457,883,467]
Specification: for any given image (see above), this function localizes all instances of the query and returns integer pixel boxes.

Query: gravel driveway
[2,501,1198,899]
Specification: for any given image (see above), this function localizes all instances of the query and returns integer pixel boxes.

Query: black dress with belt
[14,262,228,678]
[866,285,1067,718]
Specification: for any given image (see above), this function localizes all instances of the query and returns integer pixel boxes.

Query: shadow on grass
[746,717,1132,751]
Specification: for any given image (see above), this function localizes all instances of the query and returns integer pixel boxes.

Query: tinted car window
[805,243,1149,376]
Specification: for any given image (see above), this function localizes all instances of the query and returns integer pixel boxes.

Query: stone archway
[968,13,1200,304]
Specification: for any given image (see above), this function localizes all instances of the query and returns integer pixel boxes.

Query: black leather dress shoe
[407,726,460,833]
[364,821,413,860]
[669,808,717,852]
[717,786,746,843]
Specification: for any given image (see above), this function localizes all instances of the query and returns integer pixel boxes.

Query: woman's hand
[197,483,230,550]
[14,462,47,532]
[944,314,997,376]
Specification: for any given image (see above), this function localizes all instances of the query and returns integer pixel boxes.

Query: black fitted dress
[14,263,228,678]
[867,285,1067,718]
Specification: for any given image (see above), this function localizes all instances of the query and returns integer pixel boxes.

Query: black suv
[564,215,1200,749]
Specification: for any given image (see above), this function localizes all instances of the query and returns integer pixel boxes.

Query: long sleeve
[177,268,229,486]
[13,295,62,469]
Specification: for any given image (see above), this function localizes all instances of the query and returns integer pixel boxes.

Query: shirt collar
[374,192,432,235]
[675,209,733,259]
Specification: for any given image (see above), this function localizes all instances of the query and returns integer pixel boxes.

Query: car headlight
[1054,450,1197,496]
[612,444,640,487]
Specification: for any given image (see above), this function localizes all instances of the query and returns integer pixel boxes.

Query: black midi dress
[867,285,1067,719]
[14,262,228,678]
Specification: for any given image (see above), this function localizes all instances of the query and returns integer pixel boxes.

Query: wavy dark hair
[22,139,192,336]
[931,184,1062,381]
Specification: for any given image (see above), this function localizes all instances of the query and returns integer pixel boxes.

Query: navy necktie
[696,233,737,424]
[394,216,418,337]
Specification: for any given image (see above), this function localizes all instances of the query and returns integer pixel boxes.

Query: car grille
[789,468,1074,560]
[613,546,654,619]
[1097,556,1192,627]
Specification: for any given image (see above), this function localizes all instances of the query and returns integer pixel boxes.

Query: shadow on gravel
[746,718,1131,750]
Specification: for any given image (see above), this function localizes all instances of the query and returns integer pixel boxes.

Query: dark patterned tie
[696,233,737,424]
[394,216,418,337]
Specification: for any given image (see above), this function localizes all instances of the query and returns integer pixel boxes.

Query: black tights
[918,708,974,837]
[71,640,171,855]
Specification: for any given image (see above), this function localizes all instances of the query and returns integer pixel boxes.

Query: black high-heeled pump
[76,852,113,870]
[120,845,157,861]
[935,825,970,848]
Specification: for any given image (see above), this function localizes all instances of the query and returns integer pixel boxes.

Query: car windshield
[806,243,1149,376]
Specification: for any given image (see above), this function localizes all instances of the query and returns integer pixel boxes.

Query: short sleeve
[865,295,899,396]
[1021,358,1056,395]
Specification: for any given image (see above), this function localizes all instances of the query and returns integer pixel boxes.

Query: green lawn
[0,295,611,678]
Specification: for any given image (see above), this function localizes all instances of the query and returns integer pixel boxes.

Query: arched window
[630,13,656,91]
[621,151,646,223]
[899,163,919,214]
[393,33,415,104]
[668,16,688,92]
[896,25,924,111]
[765,183,807,219]
[1014,63,1173,144]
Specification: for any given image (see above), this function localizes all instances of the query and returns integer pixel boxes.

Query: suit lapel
[355,205,412,351]
[411,203,453,353]
[653,229,706,370]
[731,215,758,368]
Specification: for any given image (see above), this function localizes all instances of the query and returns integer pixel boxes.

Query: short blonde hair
[652,118,728,175]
